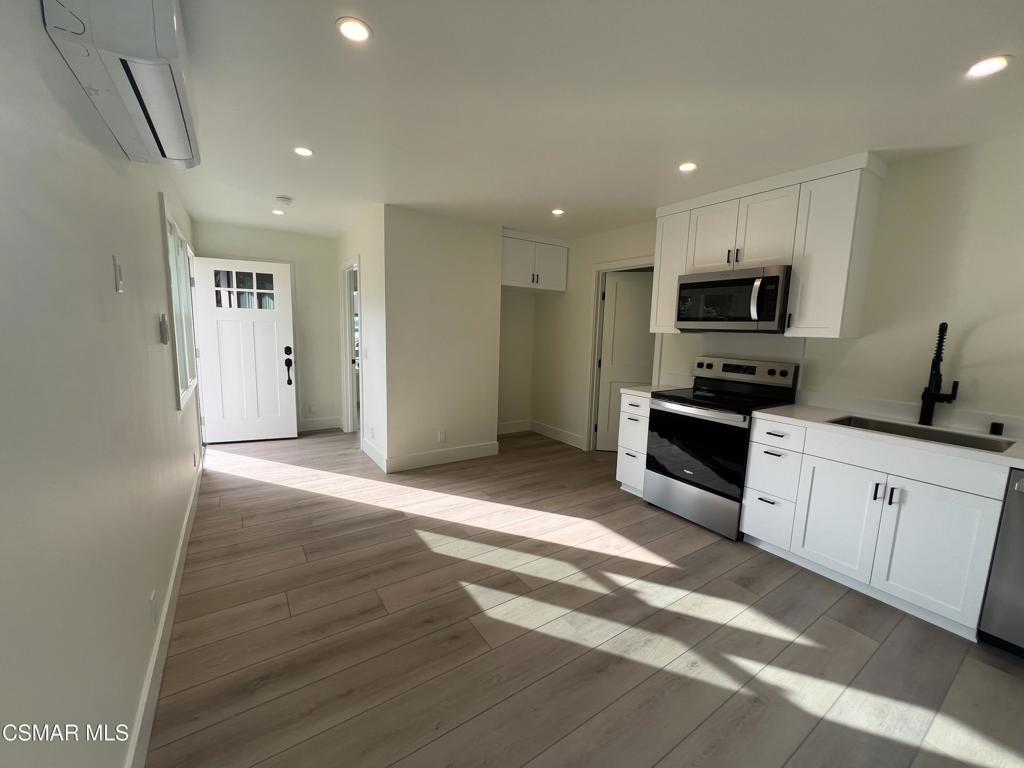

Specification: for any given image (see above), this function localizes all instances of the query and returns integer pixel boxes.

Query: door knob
[284,345,292,355]
[284,358,293,385]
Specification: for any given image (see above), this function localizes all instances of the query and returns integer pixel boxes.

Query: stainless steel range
[644,356,799,539]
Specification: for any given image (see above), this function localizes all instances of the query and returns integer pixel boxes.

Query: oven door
[675,265,789,332]
[645,399,749,501]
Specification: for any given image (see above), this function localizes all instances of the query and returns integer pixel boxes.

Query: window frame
[161,195,198,410]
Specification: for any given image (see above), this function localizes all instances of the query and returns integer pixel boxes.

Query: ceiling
[174,0,1024,239]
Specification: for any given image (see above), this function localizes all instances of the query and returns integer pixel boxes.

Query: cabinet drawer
[620,394,650,419]
[741,489,796,550]
[616,447,645,492]
[618,412,648,453]
[746,442,802,501]
[752,419,806,452]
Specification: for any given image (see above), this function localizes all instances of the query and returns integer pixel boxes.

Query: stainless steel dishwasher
[979,469,1024,655]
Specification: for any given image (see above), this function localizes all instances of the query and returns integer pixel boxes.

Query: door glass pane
[235,271,254,290]
[677,278,754,323]
[256,272,274,290]
[237,291,256,309]
[214,270,233,288]
[257,292,275,310]
[215,289,233,308]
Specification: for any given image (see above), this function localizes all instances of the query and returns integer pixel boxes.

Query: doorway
[341,265,361,433]
[591,268,655,451]
[194,257,298,442]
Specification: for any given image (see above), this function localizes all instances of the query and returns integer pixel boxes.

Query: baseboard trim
[386,441,499,473]
[530,420,587,451]
[299,416,341,433]
[125,447,204,768]
[361,438,387,472]
[497,420,532,435]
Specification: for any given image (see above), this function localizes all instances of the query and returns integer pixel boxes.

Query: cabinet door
[735,185,799,267]
[685,199,739,273]
[792,455,886,582]
[534,243,568,291]
[871,476,1002,627]
[786,171,860,337]
[650,211,690,332]
[501,237,536,288]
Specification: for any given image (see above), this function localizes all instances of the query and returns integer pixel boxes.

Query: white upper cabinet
[650,211,689,333]
[686,199,739,273]
[871,476,1002,627]
[652,152,885,339]
[735,185,799,267]
[534,242,568,291]
[786,169,880,338]
[791,455,886,583]
[501,235,568,292]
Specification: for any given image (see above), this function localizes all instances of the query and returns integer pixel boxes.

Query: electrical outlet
[437,429,447,443]
[148,589,158,624]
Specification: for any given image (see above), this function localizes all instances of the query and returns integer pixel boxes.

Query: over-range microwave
[675,265,791,333]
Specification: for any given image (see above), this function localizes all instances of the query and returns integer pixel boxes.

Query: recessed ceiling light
[678,161,698,173]
[551,209,565,216]
[967,55,1011,79]
[293,146,314,157]
[337,17,372,42]
[271,209,285,216]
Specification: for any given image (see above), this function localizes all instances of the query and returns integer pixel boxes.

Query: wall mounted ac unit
[42,0,200,168]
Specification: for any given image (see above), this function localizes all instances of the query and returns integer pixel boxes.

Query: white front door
[595,271,655,451]
[195,258,298,443]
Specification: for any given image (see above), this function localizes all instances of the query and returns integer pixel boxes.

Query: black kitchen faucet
[919,322,959,426]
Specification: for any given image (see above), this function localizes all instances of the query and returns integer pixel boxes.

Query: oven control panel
[693,356,798,387]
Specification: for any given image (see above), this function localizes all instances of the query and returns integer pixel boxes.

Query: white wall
[0,4,202,766]
[383,206,502,470]
[498,288,535,433]
[531,222,656,447]
[192,221,342,432]
[338,206,387,467]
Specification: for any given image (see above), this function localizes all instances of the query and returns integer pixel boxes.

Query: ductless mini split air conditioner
[42,0,201,168]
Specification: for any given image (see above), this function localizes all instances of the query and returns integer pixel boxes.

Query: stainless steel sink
[827,416,1015,453]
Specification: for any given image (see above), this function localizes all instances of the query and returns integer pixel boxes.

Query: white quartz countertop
[620,385,675,398]
[755,404,1024,469]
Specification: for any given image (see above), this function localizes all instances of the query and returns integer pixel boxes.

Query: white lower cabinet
[790,455,887,583]
[616,446,645,495]
[615,392,649,497]
[740,489,795,550]
[871,476,1002,627]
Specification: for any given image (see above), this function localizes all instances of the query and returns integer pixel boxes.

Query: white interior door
[595,271,655,451]
[195,258,298,443]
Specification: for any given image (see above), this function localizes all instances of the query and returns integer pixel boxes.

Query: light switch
[112,254,125,293]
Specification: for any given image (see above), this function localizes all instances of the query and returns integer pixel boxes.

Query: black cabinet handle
[625,452,637,458]
[735,248,741,262]
[763,450,783,457]
[887,487,897,506]
[284,358,293,385]
[726,248,732,264]
[766,431,786,438]
[757,497,777,506]
[873,482,883,501]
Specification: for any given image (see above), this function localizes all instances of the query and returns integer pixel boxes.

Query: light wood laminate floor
[147,431,1024,768]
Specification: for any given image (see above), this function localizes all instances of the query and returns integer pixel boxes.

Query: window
[210,269,275,310]
[164,200,197,409]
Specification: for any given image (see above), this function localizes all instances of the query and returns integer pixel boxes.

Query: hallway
[148,432,1024,768]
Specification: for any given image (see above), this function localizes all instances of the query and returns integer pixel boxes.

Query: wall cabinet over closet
[650,153,885,337]
[501,234,568,292]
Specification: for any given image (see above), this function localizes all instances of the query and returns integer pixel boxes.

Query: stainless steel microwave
[675,265,791,333]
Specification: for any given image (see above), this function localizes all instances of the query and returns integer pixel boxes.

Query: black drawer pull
[624,452,637,458]
[763,450,783,457]
[627,417,639,422]
[627,402,641,407]
[757,497,777,505]
[766,431,786,438]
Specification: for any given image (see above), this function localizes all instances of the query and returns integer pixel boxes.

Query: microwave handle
[749,277,762,321]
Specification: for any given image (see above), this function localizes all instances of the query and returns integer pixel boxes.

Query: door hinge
[786,313,793,329]
[597,358,602,369]
[200,415,205,426]
[601,290,605,301]
[189,276,196,288]
[194,345,200,358]
[594,424,598,433]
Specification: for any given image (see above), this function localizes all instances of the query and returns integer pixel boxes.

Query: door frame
[585,254,655,451]
[339,262,361,433]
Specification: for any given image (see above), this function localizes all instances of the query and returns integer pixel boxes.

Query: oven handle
[649,399,749,427]
[749,277,762,321]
